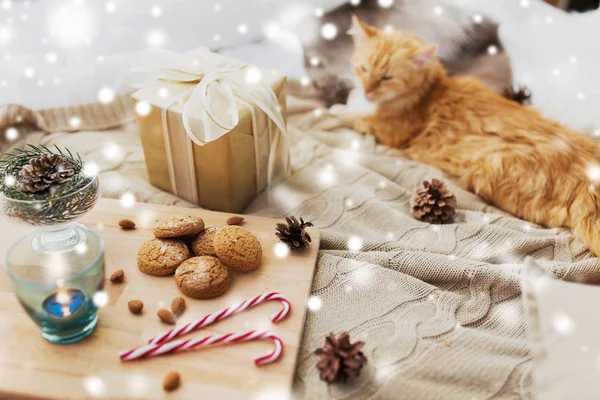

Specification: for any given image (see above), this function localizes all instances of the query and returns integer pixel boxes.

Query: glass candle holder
[4,225,105,344]
[1,168,100,254]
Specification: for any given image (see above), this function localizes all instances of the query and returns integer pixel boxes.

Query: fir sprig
[0,144,99,226]
[0,144,88,201]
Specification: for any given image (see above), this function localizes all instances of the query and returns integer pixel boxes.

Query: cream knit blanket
[2,82,599,399]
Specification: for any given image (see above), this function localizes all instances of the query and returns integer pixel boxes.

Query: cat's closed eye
[381,76,392,81]
[360,66,367,72]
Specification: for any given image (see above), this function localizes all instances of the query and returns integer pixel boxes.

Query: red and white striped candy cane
[120,330,283,366]
[148,292,291,345]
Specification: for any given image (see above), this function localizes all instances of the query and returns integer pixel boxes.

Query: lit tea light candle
[42,288,86,320]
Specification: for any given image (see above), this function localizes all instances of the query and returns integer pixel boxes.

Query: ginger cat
[350,15,600,256]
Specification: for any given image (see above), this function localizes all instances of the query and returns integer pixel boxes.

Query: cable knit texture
[2,80,599,399]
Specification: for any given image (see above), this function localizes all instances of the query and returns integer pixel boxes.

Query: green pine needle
[0,145,98,226]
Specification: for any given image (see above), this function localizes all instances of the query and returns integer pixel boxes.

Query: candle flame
[56,291,71,304]
[61,306,71,317]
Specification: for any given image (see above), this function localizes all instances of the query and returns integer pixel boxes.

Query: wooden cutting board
[0,198,319,399]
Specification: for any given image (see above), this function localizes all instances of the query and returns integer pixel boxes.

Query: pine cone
[412,179,457,224]
[503,85,532,105]
[16,154,75,194]
[315,332,367,384]
[275,216,314,250]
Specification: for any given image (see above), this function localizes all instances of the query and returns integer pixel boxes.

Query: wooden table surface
[0,198,319,399]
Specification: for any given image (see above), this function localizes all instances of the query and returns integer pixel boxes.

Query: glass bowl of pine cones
[0,145,100,253]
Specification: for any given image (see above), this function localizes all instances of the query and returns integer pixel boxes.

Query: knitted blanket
[3,82,599,399]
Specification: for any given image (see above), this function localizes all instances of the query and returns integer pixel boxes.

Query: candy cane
[148,292,291,345]
[120,330,283,366]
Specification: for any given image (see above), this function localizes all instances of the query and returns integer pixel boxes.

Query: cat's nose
[364,86,375,94]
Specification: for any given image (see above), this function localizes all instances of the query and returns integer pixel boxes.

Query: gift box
[126,47,289,212]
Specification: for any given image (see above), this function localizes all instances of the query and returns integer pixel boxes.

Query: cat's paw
[329,104,358,128]
[353,118,372,135]
[329,104,349,116]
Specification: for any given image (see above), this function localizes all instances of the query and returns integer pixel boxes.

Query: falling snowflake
[128,374,150,397]
[296,77,310,88]
[150,5,162,17]
[83,376,105,397]
[5,127,18,141]
[253,386,293,400]
[348,236,363,251]
[24,67,35,79]
[552,312,574,335]
[319,165,336,186]
[135,101,151,116]
[103,143,123,160]
[245,67,262,84]
[81,162,99,179]
[0,26,12,43]
[321,23,338,40]
[146,29,166,47]
[69,116,82,129]
[273,242,290,259]
[4,175,16,187]
[93,291,109,307]
[157,87,169,98]
[97,87,115,104]
[587,165,600,181]
[307,296,322,311]
[120,192,136,208]
[45,52,58,64]
[74,243,88,255]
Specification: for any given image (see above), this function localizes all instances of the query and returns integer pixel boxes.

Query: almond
[171,296,186,316]
[118,219,136,230]
[162,371,181,392]
[157,309,176,325]
[128,299,143,314]
[109,269,125,283]
[226,216,244,226]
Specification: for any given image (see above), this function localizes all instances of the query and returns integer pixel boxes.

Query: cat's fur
[299,0,512,106]
[350,16,600,256]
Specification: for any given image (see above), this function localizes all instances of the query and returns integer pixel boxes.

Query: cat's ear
[349,14,378,41]
[411,45,438,68]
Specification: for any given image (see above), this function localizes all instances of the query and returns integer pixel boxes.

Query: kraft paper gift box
[126,47,289,213]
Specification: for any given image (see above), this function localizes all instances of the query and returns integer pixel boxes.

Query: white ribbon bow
[126,47,290,185]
